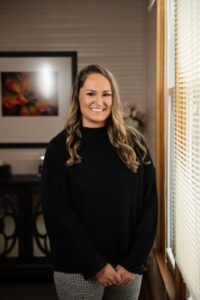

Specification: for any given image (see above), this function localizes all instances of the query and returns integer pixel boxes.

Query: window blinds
[171,0,200,299]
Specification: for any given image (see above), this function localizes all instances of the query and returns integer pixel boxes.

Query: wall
[144,3,156,164]
[0,0,152,174]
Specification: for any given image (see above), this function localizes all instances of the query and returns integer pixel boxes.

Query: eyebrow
[86,89,112,92]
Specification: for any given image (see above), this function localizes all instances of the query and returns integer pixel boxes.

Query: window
[166,1,200,299]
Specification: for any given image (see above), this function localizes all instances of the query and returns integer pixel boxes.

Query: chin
[93,119,107,124]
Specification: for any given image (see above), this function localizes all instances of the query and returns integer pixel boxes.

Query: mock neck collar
[80,124,108,137]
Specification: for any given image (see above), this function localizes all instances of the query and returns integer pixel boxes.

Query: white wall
[0,0,156,174]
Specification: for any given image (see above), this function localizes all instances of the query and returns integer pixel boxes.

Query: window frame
[154,1,188,299]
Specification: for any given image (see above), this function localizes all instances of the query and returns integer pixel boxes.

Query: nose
[94,94,104,106]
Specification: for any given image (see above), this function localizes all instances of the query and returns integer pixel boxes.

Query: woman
[41,64,158,300]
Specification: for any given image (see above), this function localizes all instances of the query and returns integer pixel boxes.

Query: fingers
[114,265,136,285]
[115,265,121,271]
[113,274,122,284]
[103,278,117,287]
[102,275,121,287]
[115,272,122,280]
[116,275,135,286]
[101,276,134,287]
[105,274,121,286]
[123,279,131,285]
[110,278,118,285]
[96,263,134,287]
[104,279,132,287]
[116,280,131,285]
[103,281,111,287]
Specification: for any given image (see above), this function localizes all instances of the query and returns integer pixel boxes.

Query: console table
[0,175,52,279]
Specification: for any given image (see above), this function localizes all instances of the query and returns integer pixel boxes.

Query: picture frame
[0,51,77,148]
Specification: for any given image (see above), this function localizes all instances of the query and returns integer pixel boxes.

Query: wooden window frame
[154,1,187,299]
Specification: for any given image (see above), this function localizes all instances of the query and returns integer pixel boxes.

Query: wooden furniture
[0,175,52,279]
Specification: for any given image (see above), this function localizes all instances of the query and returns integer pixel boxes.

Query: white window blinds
[168,0,200,299]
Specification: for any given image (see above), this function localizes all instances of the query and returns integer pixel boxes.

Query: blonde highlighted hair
[64,64,151,173]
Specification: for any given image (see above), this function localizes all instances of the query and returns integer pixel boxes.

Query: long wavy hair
[64,64,151,173]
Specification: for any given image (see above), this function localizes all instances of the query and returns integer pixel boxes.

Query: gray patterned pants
[53,271,143,300]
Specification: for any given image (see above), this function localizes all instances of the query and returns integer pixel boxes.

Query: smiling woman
[41,64,158,300]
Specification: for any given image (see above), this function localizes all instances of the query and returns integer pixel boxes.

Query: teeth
[90,108,104,112]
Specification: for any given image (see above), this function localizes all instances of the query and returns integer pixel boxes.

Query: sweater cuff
[82,257,108,281]
[118,259,145,275]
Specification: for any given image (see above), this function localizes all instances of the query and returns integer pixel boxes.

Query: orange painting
[1,72,58,116]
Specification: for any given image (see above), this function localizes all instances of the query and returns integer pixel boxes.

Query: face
[79,73,113,127]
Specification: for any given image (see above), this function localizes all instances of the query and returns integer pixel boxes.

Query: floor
[0,274,150,300]
[0,279,58,300]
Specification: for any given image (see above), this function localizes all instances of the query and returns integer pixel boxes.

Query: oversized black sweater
[40,125,158,281]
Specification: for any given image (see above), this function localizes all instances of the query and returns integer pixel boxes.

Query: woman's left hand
[114,265,136,285]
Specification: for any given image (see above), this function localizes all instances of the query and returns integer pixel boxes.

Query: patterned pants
[53,271,143,300]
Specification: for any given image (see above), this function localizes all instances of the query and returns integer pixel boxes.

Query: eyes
[86,92,112,97]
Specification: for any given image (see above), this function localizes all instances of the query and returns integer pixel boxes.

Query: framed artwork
[0,51,77,148]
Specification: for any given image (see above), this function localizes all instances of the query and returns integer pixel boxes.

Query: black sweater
[40,125,158,281]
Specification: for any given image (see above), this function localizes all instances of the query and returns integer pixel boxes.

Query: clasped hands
[95,263,136,287]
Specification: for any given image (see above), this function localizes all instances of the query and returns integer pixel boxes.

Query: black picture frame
[0,51,77,148]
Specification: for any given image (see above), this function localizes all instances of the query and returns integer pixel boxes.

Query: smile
[90,108,105,112]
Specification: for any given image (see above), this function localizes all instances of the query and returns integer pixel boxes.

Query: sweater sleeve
[118,136,158,274]
[40,139,108,280]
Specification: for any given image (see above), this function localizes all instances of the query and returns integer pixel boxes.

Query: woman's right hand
[95,263,122,287]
